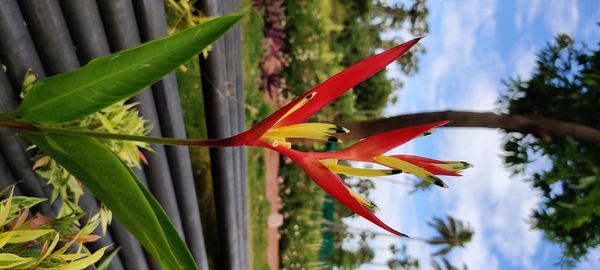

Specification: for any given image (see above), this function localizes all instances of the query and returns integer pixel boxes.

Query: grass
[278,163,326,269]
[241,1,272,269]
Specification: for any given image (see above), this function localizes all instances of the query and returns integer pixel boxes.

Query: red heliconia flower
[194,37,472,236]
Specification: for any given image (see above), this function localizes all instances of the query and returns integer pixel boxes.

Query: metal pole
[19,0,80,74]
[132,1,210,268]
[0,0,46,89]
[96,0,186,238]
[0,58,53,214]
[197,0,248,269]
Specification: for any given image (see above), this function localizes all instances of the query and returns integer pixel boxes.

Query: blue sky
[343,1,600,269]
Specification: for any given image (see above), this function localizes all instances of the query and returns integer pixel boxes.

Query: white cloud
[423,0,498,111]
[580,4,600,41]
[515,0,542,31]
[545,0,579,35]
[438,128,543,270]
[579,247,600,270]
[511,44,537,80]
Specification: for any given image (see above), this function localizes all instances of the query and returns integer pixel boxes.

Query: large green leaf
[22,133,196,270]
[18,13,243,124]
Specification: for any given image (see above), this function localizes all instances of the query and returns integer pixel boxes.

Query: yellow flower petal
[374,156,448,188]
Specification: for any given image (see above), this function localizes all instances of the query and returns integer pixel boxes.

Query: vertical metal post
[0,0,46,88]
[0,0,54,214]
[96,0,186,238]
[197,0,248,269]
[19,0,80,74]
[132,1,210,268]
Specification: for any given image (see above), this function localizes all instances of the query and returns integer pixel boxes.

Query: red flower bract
[193,37,472,236]
[230,37,424,145]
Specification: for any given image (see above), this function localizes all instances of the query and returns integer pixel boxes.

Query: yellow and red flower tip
[389,155,473,176]
[311,121,469,189]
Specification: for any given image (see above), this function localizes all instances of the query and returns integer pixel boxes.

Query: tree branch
[338,110,600,144]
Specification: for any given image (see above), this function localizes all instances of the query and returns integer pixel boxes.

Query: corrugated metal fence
[0,0,248,269]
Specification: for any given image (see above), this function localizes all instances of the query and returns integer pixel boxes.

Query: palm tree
[431,258,468,270]
[426,216,474,256]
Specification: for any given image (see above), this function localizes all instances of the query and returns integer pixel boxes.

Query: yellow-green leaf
[42,246,108,270]
[0,229,54,244]
[0,231,15,249]
[0,253,34,269]
[56,253,87,261]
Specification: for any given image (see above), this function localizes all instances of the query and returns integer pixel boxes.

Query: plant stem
[0,116,234,147]
[0,111,19,118]
[38,125,201,146]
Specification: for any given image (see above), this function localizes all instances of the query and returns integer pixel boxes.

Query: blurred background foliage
[500,33,600,267]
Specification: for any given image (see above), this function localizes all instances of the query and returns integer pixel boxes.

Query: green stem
[0,116,234,147]
[38,125,200,146]
[0,111,19,118]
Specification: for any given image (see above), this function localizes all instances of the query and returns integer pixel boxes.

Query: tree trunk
[338,110,600,144]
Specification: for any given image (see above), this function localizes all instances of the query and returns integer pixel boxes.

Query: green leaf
[22,133,196,270]
[18,13,242,124]
[0,196,47,212]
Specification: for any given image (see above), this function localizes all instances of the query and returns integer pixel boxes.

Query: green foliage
[499,34,600,265]
[330,0,389,117]
[284,0,343,100]
[32,101,150,219]
[278,162,325,269]
[282,0,429,123]
[246,147,270,270]
[0,188,109,269]
[331,244,374,269]
[331,0,429,118]
[23,133,196,269]
[18,14,243,124]
[431,257,467,270]
[426,216,474,256]
[386,244,420,270]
